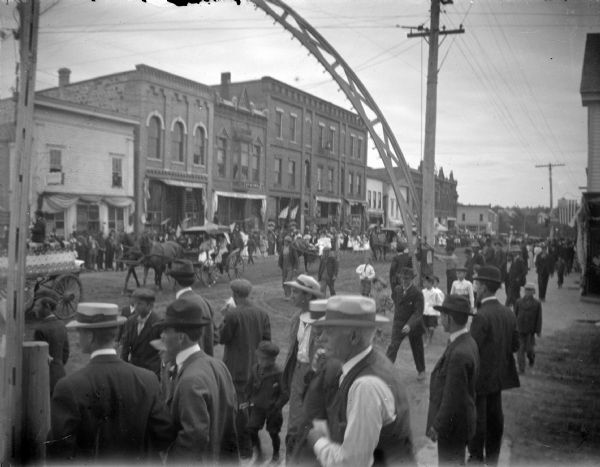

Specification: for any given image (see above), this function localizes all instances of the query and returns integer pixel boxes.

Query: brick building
[0,95,136,238]
[39,65,213,232]
[212,82,269,229]
[218,73,368,231]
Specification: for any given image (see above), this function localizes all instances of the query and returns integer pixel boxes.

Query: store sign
[232,181,263,191]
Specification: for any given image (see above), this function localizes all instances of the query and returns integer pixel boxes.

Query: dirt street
[34,248,600,466]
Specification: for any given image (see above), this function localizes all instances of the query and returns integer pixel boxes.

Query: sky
[0,0,597,207]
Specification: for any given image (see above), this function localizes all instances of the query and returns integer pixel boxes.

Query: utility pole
[535,163,565,210]
[1,0,39,462]
[407,0,464,249]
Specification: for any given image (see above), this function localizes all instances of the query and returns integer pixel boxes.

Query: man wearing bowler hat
[168,260,217,356]
[427,295,480,466]
[156,298,239,463]
[219,278,271,459]
[307,295,414,466]
[386,267,427,381]
[48,303,174,463]
[468,266,520,466]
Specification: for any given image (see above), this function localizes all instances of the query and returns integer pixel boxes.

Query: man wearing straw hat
[307,295,414,466]
[156,297,239,463]
[427,295,479,466]
[48,302,174,462]
[281,274,325,460]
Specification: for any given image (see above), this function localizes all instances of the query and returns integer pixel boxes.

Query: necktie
[168,364,178,380]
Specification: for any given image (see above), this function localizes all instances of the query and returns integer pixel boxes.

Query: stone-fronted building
[217,73,368,231]
[39,65,213,232]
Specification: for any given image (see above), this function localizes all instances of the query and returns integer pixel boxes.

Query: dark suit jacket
[470,298,520,394]
[514,296,542,335]
[389,253,412,289]
[33,315,69,394]
[167,350,239,463]
[508,256,527,288]
[391,283,425,333]
[48,354,174,463]
[177,290,217,356]
[318,255,339,281]
[120,312,162,376]
[219,298,271,388]
[427,333,479,444]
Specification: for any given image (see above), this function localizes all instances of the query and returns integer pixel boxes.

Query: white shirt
[137,313,150,335]
[313,345,396,467]
[355,264,376,281]
[480,296,498,305]
[422,287,444,316]
[90,348,117,359]
[175,287,192,300]
[451,279,475,309]
[449,327,469,343]
[175,344,201,369]
[297,321,312,364]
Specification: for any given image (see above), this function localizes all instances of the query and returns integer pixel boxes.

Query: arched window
[172,121,185,162]
[148,116,161,159]
[193,126,205,165]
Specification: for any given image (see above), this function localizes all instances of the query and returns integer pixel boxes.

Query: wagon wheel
[226,253,244,280]
[52,274,83,320]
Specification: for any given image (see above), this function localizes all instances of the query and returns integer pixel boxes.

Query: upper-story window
[350,134,356,158]
[274,158,282,185]
[252,144,261,182]
[479,213,484,222]
[290,114,297,142]
[368,190,372,208]
[193,126,205,166]
[172,121,185,162]
[217,137,227,177]
[462,213,466,222]
[288,160,296,188]
[329,127,336,153]
[341,168,345,194]
[349,172,354,194]
[49,149,62,172]
[328,168,334,192]
[112,157,123,188]
[305,119,312,147]
[317,166,323,191]
[304,160,310,189]
[357,137,363,160]
[318,123,325,149]
[275,110,283,139]
[148,116,161,159]
[378,191,382,209]
[240,143,249,180]
[341,131,346,155]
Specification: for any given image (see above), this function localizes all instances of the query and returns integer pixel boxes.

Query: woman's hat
[312,295,389,328]
[300,298,328,324]
[284,274,324,298]
[473,266,502,284]
[433,294,475,316]
[153,298,212,329]
[66,303,126,329]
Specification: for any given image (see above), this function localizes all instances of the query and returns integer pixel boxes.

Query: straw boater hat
[153,298,212,329]
[312,295,389,328]
[433,294,475,317]
[66,303,126,329]
[524,283,536,292]
[284,274,324,298]
[300,298,328,324]
[473,266,502,284]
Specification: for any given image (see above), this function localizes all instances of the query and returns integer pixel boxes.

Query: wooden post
[21,342,50,464]
[0,0,39,462]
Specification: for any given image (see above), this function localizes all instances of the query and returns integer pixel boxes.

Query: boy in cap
[119,288,162,377]
[245,340,287,464]
[48,303,174,462]
[427,295,480,466]
[514,283,542,373]
[450,267,475,310]
[31,289,69,394]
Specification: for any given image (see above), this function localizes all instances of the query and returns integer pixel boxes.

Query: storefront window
[45,211,65,237]
[108,206,124,232]
[217,137,227,177]
[76,204,100,233]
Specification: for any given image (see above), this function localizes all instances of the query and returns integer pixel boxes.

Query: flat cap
[256,340,280,358]
[230,278,252,296]
[131,288,155,301]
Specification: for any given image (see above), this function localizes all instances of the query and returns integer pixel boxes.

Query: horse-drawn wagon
[0,249,83,319]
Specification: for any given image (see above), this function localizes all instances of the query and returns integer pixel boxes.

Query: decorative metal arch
[249,0,420,251]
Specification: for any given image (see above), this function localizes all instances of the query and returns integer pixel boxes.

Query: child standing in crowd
[355,253,376,296]
[450,267,475,310]
[245,341,287,464]
[514,283,543,374]
[556,256,565,289]
[422,274,444,346]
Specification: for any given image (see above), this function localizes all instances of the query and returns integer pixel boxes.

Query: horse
[139,233,184,289]
[291,237,320,273]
